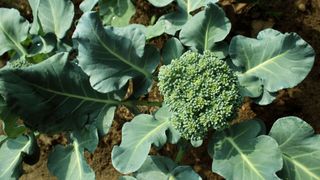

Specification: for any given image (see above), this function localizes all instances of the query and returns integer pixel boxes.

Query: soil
[1,0,320,180]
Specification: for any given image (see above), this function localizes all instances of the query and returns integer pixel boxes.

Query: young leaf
[80,0,99,12]
[32,0,74,38]
[28,0,40,34]
[229,29,315,105]
[269,116,320,179]
[133,156,201,180]
[73,12,159,93]
[112,107,177,174]
[177,0,219,14]
[99,0,136,27]
[0,53,119,133]
[0,135,38,179]
[0,109,26,138]
[180,3,231,52]
[147,0,174,7]
[208,119,282,180]
[48,125,98,180]
[0,8,29,57]
[162,37,185,65]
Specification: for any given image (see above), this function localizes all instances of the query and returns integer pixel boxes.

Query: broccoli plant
[0,0,319,180]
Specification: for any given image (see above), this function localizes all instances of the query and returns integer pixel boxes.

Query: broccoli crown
[158,51,242,141]
[7,58,33,69]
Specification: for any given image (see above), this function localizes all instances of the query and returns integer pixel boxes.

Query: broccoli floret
[158,51,242,141]
[7,58,33,69]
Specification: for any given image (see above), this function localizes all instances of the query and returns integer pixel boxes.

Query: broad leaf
[147,0,173,7]
[0,109,26,138]
[28,0,40,34]
[229,29,315,105]
[0,135,37,179]
[80,0,98,12]
[133,156,201,180]
[269,116,320,179]
[112,107,177,174]
[99,0,135,27]
[180,3,231,52]
[0,53,119,133]
[36,0,74,38]
[209,119,282,180]
[177,0,219,14]
[73,12,159,93]
[162,37,185,65]
[0,8,29,57]
[48,125,98,180]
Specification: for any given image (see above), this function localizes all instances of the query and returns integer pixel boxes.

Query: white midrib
[126,121,170,168]
[0,140,31,177]
[29,83,120,105]
[240,51,289,76]
[226,137,265,179]
[90,24,151,78]
[0,23,27,56]
[283,154,320,179]
[73,141,83,179]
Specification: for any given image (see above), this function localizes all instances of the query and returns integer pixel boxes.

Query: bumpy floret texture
[7,58,33,69]
[158,51,242,141]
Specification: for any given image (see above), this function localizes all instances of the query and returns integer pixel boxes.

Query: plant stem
[121,100,162,107]
[175,146,186,163]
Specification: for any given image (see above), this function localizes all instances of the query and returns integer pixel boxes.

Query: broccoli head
[158,51,242,141]
[7,58,33,69]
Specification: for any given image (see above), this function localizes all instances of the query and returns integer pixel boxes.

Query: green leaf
[80,0,98,12]
[28,0,40,34]
[208,119,282,180]
[48,126,98,180]
[229,29,315,105]
[0,8,29,57]
[120,176,137,180]
[0,135,6,145]
[0,135,38,179]
[134,156,201,180]
[147,0,173,7]
[162,37,185,65]
[0,109,26,138]
[112,107,177,174]
[99,0,135,27]
[180,3,231,52]
[269,116,320,179]
[0,53,119,133]
[177,0,218,14]
[36,0,74,38]
[73,12,159,93]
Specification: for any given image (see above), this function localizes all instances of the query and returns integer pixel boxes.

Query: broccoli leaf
[0,8,29,57]
[28,0,40,35]
[0,135,38,179]
[112,107,178,174]
[208,119,282,180]
[162,37,185,65]
[99,0,135,27]
[146,0,219,39]
[133,156,201,180]
[48,125,98,180]
[180,3,231,52]
[38,0,74,38]
[269,116,320,179]
[147,0,173,7]
[0,109,26,138]
[80,0,99,12]
[0,53,119,133]
[73,12,159,93]
[229,29,315,105]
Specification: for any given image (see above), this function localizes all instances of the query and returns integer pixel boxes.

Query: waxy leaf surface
[269,117,320,180]
[209,120,282,180]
